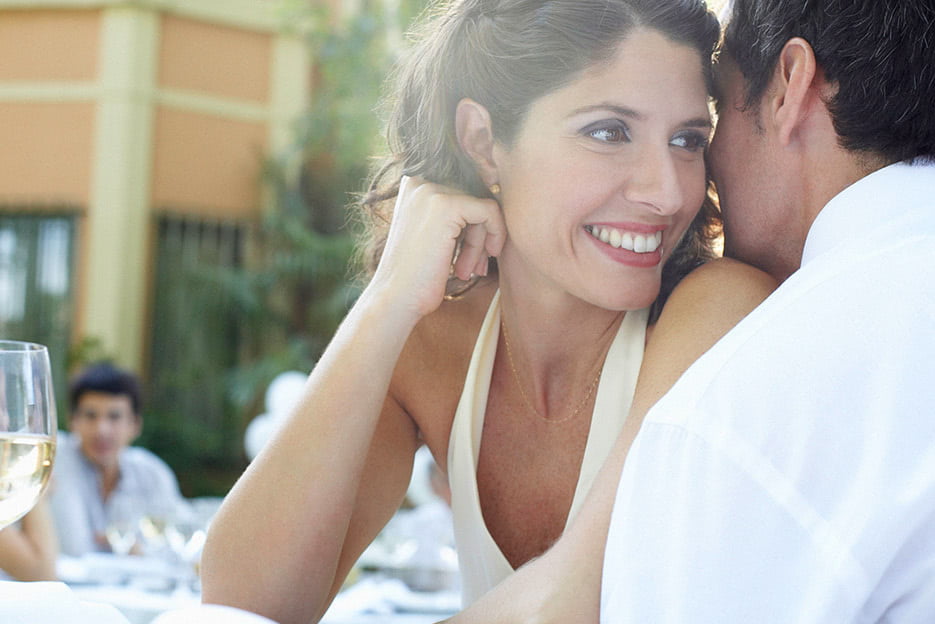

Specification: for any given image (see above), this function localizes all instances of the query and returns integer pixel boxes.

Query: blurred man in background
[51,362,183,556]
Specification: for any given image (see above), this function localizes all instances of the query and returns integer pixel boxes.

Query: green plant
[216,1,428,431]
[145,2,429,497]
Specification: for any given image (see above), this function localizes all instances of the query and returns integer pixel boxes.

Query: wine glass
[165,502,207,594]
[105,496,142,556]
[0,341,57,530]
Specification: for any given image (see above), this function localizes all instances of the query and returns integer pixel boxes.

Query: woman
[201,1,775,622]
[0,496,59,582]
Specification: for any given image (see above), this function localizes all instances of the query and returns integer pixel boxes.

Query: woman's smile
[584,224,666,268]
[584,224,664,253]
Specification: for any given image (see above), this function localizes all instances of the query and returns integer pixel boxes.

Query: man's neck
[97,462,121,501]
[782,150,893,282]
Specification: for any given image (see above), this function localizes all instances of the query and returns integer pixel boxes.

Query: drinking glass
[165,502,207,594]
[0,341,56,529]
[105,496,142,556]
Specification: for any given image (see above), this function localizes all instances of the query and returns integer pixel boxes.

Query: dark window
[0,211,76,420]
[146,214,249,494]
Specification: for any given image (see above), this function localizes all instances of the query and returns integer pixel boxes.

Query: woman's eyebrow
[568,103,643,120]
[568,103,712,129]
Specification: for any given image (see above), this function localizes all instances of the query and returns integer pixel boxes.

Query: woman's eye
[583,121,631,144]
[670,131,709,151]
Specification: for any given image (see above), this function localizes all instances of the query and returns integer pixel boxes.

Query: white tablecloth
[0,581,129,624]
[26,553,460,624]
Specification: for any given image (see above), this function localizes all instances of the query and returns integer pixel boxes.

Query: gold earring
[490,183,501,196]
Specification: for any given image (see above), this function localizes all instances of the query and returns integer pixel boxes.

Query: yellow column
[82,6,158,369]
[267,32,311,206]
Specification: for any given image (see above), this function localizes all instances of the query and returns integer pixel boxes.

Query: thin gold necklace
[500,320,602,424]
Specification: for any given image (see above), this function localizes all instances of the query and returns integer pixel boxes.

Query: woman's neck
[497,276,625,412]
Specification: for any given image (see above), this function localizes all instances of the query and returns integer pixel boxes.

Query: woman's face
[493,28,711,311]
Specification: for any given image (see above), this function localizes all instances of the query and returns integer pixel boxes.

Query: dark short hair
[69,362,142,416]
[723,0,935,163]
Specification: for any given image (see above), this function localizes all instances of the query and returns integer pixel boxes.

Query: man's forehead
[76,391,134,410]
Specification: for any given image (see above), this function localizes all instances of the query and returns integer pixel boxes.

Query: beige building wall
[0,0,311,370]
[0,102,96,204]
[0,10,99,205]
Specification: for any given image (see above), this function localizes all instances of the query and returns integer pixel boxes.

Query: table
[59,553,200,624]
[51,554,460,624]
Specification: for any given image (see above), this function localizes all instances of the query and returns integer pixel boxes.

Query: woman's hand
[371,176,507,322]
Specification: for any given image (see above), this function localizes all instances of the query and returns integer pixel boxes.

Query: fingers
[452,194,507,254]
[386,175,507,299]
[474,254,490,278]
[452,197,507,280]
[454,224,488,281]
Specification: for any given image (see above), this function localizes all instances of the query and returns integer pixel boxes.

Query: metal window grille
[146,214,250,487]
[0,211,75,420]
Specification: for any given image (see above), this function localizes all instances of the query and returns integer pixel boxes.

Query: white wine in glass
[0,341,57,529]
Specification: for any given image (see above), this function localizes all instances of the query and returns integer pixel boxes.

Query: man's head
[709,0,935,281]
[68,363,142,472]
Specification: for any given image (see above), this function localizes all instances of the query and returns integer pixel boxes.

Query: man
[51,362,183,556]
[445,0,935,621]
[599,0,935,620]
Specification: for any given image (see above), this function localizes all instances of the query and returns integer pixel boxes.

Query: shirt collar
[800,160,935,267]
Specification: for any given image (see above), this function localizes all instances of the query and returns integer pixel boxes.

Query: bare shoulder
[657,257,777,333]
[630,259,777,416]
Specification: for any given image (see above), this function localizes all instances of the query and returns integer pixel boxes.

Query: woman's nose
[622,146,685,216]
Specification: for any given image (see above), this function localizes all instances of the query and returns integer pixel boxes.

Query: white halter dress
[447,290,648,605]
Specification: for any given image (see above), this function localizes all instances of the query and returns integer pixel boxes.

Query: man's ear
[455,98,499,186]
[767,37,820,146]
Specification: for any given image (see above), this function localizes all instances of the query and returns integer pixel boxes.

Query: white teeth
[587,226,661,253]
[622,231,634,250]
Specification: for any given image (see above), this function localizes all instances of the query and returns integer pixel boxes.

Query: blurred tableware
[165,503,206,563]
[139,513,169,555]
[138,496,180,559]
[359,501,460,593]
[164,502,206,594]
[0,340,56,529]
[105,497,143,556]
[58,552,176,587]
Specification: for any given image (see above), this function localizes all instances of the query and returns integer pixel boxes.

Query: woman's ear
[455,98,499,186]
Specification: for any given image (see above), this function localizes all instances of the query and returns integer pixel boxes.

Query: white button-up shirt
[601,161,935,623]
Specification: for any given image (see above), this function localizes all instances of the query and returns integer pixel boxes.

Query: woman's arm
[443,258,778,623]
[0,496,59,581]
[201,293,422,624]
[200,178,506,624]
